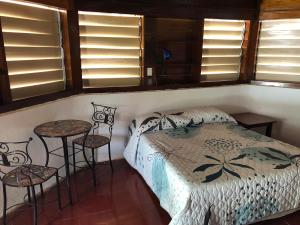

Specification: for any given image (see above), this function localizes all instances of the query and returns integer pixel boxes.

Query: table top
[231,112,276,126]
[34,120,92,138]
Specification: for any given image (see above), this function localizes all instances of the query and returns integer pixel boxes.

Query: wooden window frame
[0,0,257,114]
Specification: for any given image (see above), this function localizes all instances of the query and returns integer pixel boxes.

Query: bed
[123,107,300,225]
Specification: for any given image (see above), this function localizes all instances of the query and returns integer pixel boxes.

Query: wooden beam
[260,0,300,19]
[23,0,71,9]
[60,10,83,91]
[191,19,204,83]
[0,19,12,104]
[260,0,300,12]
[75,0,258,20]
[239,20,260,83]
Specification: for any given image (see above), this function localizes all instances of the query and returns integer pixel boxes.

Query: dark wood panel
[260,0,300,12]
[0,19,12,105]
[22,0,72,9]
[239,20,260,82]
[260,10,300,19]
[144,17,204,85]
[0,90,79,114]
[75,0,258,20]
[260,0,300,19]
[60,10,83,91]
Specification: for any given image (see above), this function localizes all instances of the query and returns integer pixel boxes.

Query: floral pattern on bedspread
[125,120,300,225]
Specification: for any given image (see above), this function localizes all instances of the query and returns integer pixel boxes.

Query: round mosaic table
[34,120,92,205]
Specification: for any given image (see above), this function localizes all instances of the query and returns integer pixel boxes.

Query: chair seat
[73,135,110,148]
[3,165,57,187]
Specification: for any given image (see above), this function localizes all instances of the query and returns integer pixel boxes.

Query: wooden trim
[60,10,83,91]
[21,0,72,9]
[260,0,300,12]
[75,0,258,20]
[0,81,241,114]
[191,19,204,83]
[239,20,260,82]
[259,0,300,19]
[140,16,145,86]
[251,80,300,89]
[0,90,80,114]
[83,80,242,93]
[0,19,12,105]
[260,10,300,20]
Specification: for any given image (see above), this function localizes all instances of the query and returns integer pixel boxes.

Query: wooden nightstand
[231,113,276,137]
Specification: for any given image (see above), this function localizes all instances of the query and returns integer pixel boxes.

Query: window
[201,19,245,81]
[79,11,142,88]
[0,0,65,100]
[256,19,300,83]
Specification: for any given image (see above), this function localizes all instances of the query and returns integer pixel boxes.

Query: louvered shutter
[201,19,245,81]
[256,19,300,82]
[0,1,65,100]
[79,12,142,88]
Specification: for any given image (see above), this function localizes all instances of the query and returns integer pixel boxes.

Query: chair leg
[31,186,38,225]
[72,142,76,175]
[91,148,97,187]
[3,183,7,225]
[108,142,113,172]
[55,172,62,210]
[27,186,32,203]
[40,184,44,197]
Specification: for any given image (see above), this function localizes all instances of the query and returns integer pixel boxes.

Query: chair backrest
[91,102,117,140]
[0,138,33,168]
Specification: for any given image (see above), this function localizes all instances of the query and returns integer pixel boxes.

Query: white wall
[243,85,300,147]
[0,84,299,213]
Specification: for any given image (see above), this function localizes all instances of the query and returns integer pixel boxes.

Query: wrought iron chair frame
[72,102,117,186]
[0,138,61,225]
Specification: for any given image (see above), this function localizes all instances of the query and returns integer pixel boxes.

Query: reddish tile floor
[4,160,300,225]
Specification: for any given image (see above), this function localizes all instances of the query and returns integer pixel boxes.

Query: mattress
[124,108,300,225]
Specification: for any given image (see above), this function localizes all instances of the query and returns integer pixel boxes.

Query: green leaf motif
[128,126,132,136]
[170,112,184,116]
[259,151,288,161]
[166,117,177,129]
[205,155,222,163]
[274,163,292,169]
[144,124,159,133]
[230,163,254,170]
[223,167,241,179]
[267,148,288,158]
[193,164,219,172]
[140,117,159,127]
[290,154,300,160]
[230,154,247,161]
[132,119,136,128]
[203,205,212,225]
[203,168,223,183]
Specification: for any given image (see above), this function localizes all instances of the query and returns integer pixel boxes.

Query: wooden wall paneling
[60,10,83,91]
[24,0,71,9]
[260,0,300,12]
[144,17,203,85]
[0,19,12,104]
[190,19,204,83]
[260,0,300,19]
[239,20,260,82]
[75,0,258,20]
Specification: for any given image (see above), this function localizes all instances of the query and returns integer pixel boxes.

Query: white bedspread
[123,108,300,225]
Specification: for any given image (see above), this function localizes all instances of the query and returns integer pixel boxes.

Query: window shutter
[201,19,245,81]
[79,11,142,88]
[0,1,65,100]
[256,19,300,83]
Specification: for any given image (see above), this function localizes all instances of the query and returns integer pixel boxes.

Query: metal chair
[0,138,61,225]
[72,102,116,186]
